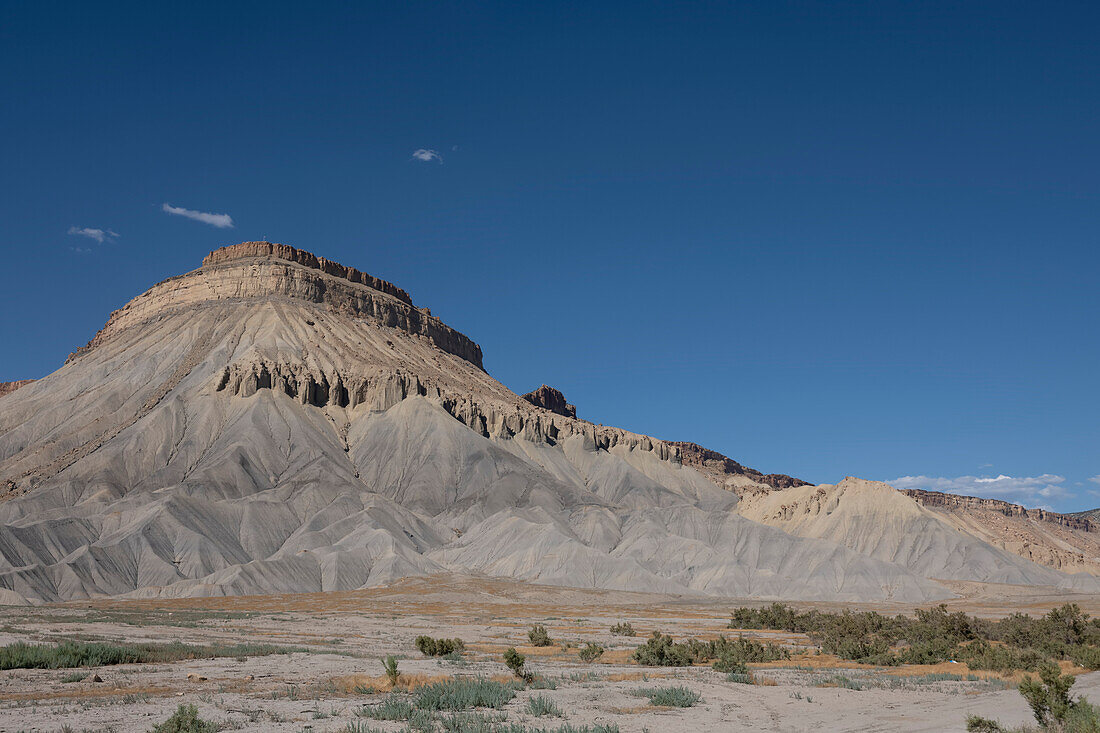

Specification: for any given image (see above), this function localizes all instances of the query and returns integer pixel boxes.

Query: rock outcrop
[0,381,33,399]
[521,385,576,418]
[902,489,1093,532]
[670,441,809,492]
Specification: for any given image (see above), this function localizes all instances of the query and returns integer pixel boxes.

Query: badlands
[2,242,1099,732]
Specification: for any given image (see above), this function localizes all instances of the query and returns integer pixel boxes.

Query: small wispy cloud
[412,148,443,164]
[67,227,119,244]
[162,203,234,228]
[889,473,1069,507]
[1089,475,1100,485]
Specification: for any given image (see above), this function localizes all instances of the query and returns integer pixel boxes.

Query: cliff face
[521,385,576,418]
[901,489,1093,532]
[0,380,34,399]
[670,441,810,492]
[68,242,484,369]
[202,242,414,305]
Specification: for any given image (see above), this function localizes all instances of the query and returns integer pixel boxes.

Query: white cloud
[412,148,443,164]
[1089,476,1100,485]
[162,203,234,228]
[67,227,119,244]
[889,473,1069,507]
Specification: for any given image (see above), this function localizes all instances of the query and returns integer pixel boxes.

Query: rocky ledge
[522,385,576,418]
[0,380,34,398]
[902,488,1094,532]
[202,241,414,305]
[670,441,810,491]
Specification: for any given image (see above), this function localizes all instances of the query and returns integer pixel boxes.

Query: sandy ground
[4,576,1100,732]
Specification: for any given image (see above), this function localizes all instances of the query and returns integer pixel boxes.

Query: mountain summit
[0,243,1094,603]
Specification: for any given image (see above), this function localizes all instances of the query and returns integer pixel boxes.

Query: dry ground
[4,575,1100,732]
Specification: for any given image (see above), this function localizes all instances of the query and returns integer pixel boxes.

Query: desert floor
[4,576,1100,732]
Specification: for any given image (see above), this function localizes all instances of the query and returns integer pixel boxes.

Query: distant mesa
[522,384,576,418]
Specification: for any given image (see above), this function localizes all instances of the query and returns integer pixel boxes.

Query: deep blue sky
[2,1,1097,509]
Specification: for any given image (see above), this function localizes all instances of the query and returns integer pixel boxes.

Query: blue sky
[1,1,1097,510]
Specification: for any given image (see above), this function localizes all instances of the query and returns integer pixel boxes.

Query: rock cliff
[0,381,33,399]
[901,489,1093,532]
[521,385,576,418]
[669,441,809,492]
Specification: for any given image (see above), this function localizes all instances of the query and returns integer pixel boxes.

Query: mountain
[0,242,1094,604]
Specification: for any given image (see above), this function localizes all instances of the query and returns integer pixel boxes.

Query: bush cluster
[631,631,789,667]
[729,602,1100,672]
[415,636,466,657]
[528,625,553,647]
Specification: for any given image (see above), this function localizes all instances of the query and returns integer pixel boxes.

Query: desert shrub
[504,647,531,681]
[529,625,553,647]
[412,677,518,711]
[150,704,217,733]
[60,671,88,683]
[1069,644,1100,670]
[357,695,413,720]
[1020,662,1078,727]
[632,632,693,666]
[527,694,563,717]
[633,685,700,707]
[610,622,636,637]
[714,656,748,674]
[729,602,1100,673]
[381,655,399,686]
[965,715,1005,732]
[727,672,754,684]
[0,640,305,670]
[578,643,604,663]
[415,636,466,657]
[632,631,788,667]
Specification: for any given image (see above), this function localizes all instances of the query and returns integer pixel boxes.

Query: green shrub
[633,685,700,707]
[357,695,413,720]
[527,694,563,717]
[150,704,217,733]
[415,636,465,657]
[727,672,754,684]
[0,640,305,670]
[964,715,1005,732]
[504,647,529,681]
[412,677,519,711]
[381,655,399,686]
[578,643,604,663]
[610,622,636,637]
[1020,662,1077,727]
[529,625,553,647]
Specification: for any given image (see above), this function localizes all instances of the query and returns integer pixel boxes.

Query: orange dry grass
[4,685,174,702]
[604,671,673,682]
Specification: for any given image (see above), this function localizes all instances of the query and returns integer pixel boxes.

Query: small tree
[504,647,531,682]
[1019,661,1076,727]
[382,655,399,687]
[528,624,552,647]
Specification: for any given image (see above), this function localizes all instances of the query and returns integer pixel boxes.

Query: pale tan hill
[0,242,959,604]
[735,477,1099,590]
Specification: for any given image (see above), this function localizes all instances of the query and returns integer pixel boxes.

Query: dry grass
[2,684,175,702]
[329,672,518,695]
